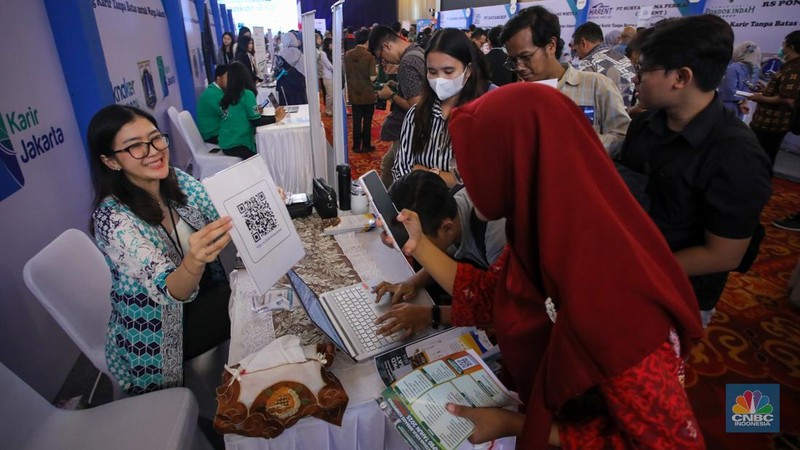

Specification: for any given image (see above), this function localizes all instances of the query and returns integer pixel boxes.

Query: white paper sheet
[203,156,305,294]
[534,78,558,89]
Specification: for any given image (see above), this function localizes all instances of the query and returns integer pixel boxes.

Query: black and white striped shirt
[393,99,452,182]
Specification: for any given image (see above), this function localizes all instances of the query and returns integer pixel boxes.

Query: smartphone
[268,92,280,108]
[358,170,409,251]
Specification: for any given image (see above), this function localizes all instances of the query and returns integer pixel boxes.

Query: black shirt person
[485,25,517,87]
[617,15,772,326]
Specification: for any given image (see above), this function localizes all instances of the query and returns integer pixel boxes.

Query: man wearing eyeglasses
[501,6,630,156]
[616,15,772,328]
[368,25,426,187]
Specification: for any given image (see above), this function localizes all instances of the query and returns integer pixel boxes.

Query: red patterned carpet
[685,177,800,450]
[320,103,392,179]
[322,105,800,448]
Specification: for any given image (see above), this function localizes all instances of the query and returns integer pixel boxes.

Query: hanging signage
[705,0,798,57]
[94,0,182,129]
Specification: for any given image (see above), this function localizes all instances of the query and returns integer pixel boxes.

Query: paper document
[637,6,653,28]
[534,78,558,89]
[202,156,305,294]
[375,327,497,386]
[378,349,520,450]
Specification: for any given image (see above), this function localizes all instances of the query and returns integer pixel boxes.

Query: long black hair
[412,28,491,156]
[220,61,256,110]
[88,105,186,233]
[237,26,252,41]
[220,31,234,61]
[322,37,333,63]
[235,35,254,57]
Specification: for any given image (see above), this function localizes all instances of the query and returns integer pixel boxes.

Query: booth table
[224,214,516,450]
[255,105,327,196]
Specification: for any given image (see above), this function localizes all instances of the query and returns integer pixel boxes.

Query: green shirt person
[197,65,228,143]
[218,62,285,160]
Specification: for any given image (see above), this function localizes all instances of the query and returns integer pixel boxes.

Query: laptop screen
[285,270,347,350]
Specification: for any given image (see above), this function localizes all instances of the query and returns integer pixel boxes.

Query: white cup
[350,193,369,215]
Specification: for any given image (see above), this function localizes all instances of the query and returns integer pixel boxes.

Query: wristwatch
[389,92,398,101]
[431,304,441,329]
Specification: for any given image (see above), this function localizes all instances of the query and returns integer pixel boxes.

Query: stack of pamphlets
[377,348,519,450]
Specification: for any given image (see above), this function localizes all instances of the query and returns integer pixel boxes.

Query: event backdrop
[0,0,93,397]
[439,7,472,29]
[440,0,797,62]
[471,3,519,28]
[585,0,708,34]
[183,0,208,101]
[522,0,590,60]
[93,0,184,164]
[705,0,799,57]
[440,1,588,60]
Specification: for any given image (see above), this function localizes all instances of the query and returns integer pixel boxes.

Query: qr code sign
[453,355,478,371]
[237,192,277,243]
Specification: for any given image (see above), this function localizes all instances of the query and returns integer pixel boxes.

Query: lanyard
[160,203,184,260]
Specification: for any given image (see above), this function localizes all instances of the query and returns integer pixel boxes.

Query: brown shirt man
[344,45,377,106]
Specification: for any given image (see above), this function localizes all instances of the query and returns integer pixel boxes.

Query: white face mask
[428,68,468,101]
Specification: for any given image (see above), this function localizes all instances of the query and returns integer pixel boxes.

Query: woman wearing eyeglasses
[88,104,233,395]
[391,28,492,188]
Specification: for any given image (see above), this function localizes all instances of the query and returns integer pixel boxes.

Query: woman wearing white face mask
[392,28,493,187]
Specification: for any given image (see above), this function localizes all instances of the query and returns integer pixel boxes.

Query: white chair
[22,229,123,400]
[0,361,211,450]
[166,106,193,172]
[177,110,240,180]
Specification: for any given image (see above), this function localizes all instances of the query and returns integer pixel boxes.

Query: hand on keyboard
[374,303,432,340]
[372,280,418,305]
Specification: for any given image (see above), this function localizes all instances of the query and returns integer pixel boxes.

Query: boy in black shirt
[617,15,772,327]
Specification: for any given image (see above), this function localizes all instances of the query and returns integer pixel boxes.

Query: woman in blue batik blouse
[88,104,233,395]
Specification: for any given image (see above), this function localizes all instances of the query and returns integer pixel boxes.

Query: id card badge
[580,105,595,125]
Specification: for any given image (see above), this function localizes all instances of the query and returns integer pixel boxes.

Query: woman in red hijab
[395,83,705,448]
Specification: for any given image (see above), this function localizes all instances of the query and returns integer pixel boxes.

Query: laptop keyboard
[330,285,397,352]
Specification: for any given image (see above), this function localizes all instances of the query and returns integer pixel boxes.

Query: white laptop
[286,270,443,362]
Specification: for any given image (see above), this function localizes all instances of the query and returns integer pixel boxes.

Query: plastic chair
[166,106,193,172]
[22,229,123,400]
[177,110,240,180]
[0,361,211,450]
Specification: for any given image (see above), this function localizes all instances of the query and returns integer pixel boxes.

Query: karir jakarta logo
[726,385,780,433]
[0,118,25,202]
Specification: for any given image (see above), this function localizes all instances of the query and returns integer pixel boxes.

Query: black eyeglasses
[503,46,542,71]
[112,134,170,159]
[633,64,665,79]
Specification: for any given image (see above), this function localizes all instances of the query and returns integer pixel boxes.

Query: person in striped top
[392,28,493,187]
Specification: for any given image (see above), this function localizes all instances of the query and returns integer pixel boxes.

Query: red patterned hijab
[449,83,703,447]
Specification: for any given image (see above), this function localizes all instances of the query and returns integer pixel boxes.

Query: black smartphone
[358,170,408,251]
[268,92,280,107]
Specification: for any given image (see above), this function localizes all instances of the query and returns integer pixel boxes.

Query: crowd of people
[85,6,799,448]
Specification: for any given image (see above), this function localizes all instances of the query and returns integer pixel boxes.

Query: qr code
[237,192,277,243]
[452,355,478,371]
